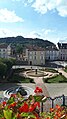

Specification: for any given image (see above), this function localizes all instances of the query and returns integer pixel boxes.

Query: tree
[16,45,23,54]
[3,59,12,70]
[0,62,7,79]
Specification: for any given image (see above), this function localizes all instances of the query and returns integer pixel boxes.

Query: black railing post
[52,99,54,108]
[62,94,65,106]
[41,102,43,112]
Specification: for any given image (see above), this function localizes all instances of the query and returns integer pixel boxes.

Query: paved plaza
[0,83,67,98]
[0,66,67,110]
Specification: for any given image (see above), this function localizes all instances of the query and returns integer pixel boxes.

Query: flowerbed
[0,87,67,119]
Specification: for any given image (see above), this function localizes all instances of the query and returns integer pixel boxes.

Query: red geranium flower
[17,113,22,119]
[55,104,61,111]
[19,102,29,113]
[10,94,16,98]
[46,117,50,119]
[29,102,40,112]
[50,108,54,112]
[34,87,43,93]
[8,102,17,108]
[2,101,7,106]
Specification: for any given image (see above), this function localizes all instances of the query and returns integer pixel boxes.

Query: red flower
[34,102,40,108]
[29,104,35,112]
[50,108,54,112]
[29,102,40,112]
[34,87,43,93]
[55,104,61,111]
[8,102,17,108]
[10,94,16,98]
[19,102,29,113]
[2,101,7,106]
[11,102,17,107]
[8,105,11,109]
[46,117,50,119]
[17,113,22,119]
[54,116,58,119]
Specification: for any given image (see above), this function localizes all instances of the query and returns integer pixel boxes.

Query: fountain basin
[3,86,34,99]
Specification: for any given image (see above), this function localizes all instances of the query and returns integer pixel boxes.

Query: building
[45,46,59,61]
[26,47,45,65]
[58,42,67,61]
[0,44,11,58]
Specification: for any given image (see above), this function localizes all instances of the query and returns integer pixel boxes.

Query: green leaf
[28,114,36,118]
[34,95,43,102]
[3,110,12,119]
[21,112,36,118]
[7,97,15,104]
[21,112,29,117]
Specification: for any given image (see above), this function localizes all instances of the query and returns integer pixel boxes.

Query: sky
[0,0,67,45]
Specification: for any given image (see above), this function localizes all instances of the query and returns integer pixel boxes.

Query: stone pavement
[20,71,50,97]
[58,68,67,78]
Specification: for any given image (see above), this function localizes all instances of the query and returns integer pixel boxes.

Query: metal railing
[0,94,67,112]
[41,94,67,112]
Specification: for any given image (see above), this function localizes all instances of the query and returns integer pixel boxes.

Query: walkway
[58,68,67,78]
[20,71,50,97]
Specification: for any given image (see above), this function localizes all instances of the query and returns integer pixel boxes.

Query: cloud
[12,0,22,1]
[32,0,47,14]
[0,8,24,23]
[57,6,67,17]
[23,0,34,6]
[59,37,67,43]
[31,0,67,17]
[0,28,23,38]
[27,31,41,38]
[42,29,55,36]
[27,29,55,40]
[27,0,34,3]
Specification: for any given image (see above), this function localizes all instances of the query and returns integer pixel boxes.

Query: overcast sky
[0,0,67,45]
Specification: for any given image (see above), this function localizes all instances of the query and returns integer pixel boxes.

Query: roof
[0,44,8,48]
[46,48,59,51]
[45,45,58,51]
[27,46,45,51]
[58,43,67,49]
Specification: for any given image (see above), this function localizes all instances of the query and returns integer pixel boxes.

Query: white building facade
[45,48,59,61]
[58,43,67,61]
[26,48,45,65]
[0,44,11,58]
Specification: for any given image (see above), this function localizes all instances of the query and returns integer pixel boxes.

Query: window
[35,52,36,55]
[29,56,32,59]
[3,49,6,52]
[30,52,32,55]
[34,56,36,60]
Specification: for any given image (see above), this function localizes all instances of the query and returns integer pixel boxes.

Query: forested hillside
[0,36,56,48]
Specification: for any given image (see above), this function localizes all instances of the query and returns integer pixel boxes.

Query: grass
[8,68,35,83]
[45,68,58,73]
[64,68,67,73]
[43,74,67,83]
[9,73,35,83]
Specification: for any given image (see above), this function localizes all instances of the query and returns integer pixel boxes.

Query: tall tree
[0,62,7,79]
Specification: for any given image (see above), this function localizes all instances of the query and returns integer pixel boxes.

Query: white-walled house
[58,42,67,61]
[0,44,11,58]
[26,47,45,65]
[45,47,59,61]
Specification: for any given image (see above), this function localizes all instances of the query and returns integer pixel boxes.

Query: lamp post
[35,67,37,74]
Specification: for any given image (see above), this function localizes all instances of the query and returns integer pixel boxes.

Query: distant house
[0,44,11,58]
[45,46,59,61]
[16,53,28,61]
[26,47,45,65]
[58,42,67,61]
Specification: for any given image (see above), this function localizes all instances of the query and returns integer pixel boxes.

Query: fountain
[26,69,48,77]
[16,87,27,96]
[3,86,34,99]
